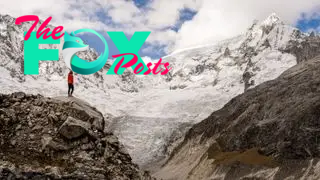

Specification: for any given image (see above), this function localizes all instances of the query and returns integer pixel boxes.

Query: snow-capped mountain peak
[251,13,283,37]
[261,12,281,27]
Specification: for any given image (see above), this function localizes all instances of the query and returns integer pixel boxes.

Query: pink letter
[15,15,40,41]
[112,53,138,74]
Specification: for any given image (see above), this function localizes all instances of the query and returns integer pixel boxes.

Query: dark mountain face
[156,56,320,180]
[187,56,320,160]
[283,33,320,63]
[0,92,153,180]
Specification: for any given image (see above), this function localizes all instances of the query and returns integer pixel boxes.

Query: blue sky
[296,12,320,32]
[133,0,151,8]
[67,0,319,60]
[1,0,319,60]
[77,0,198,59]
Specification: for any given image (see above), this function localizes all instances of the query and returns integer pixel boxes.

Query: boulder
[59,116,91,140]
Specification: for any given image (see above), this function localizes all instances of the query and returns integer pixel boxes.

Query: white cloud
[0,0,112,31]
[1,0,320,55]
[141,56,157,69]
[0,0,189,48]
[107,1,141,24]
[174,0,320,50]
[146,0,201,29]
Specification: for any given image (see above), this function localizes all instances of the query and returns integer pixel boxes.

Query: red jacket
[68,73,74,84]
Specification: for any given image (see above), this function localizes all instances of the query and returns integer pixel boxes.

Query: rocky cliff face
[155,56,320,179]
[0,92,152,179]
[283,32,320,63]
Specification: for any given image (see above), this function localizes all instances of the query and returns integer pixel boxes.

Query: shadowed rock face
[186,56,320,160]
[157,56,320,180]
[283,33,320,63]
[0,93,153,180]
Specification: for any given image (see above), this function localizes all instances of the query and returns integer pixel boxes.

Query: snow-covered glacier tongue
[1,13,320,168]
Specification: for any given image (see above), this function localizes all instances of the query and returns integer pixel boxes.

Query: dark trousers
[68,83,74,95]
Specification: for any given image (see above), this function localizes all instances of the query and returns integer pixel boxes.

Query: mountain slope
[155,55,320,180]
[1,13,320,167]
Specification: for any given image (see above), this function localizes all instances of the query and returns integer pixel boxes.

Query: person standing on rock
[68,71,74,97]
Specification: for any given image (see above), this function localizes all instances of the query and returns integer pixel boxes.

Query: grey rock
[15,124,21,130]
[104,135,119,145]
[0,93,154,180]
[59,116,91,140]
[12,92,25,100]
[48,114,59,123]
[283,35,320,63]
[41,135,52,150]
[223,47,231,56]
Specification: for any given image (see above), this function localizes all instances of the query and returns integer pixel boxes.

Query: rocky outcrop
[283,33,320,63]
[155,56,320,179]
[0,92,153,179]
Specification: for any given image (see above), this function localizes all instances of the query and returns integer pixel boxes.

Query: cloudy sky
[0,0,320,59]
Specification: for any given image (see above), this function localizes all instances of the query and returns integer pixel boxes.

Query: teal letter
[24,32,60,74]
[107,32,150,75]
